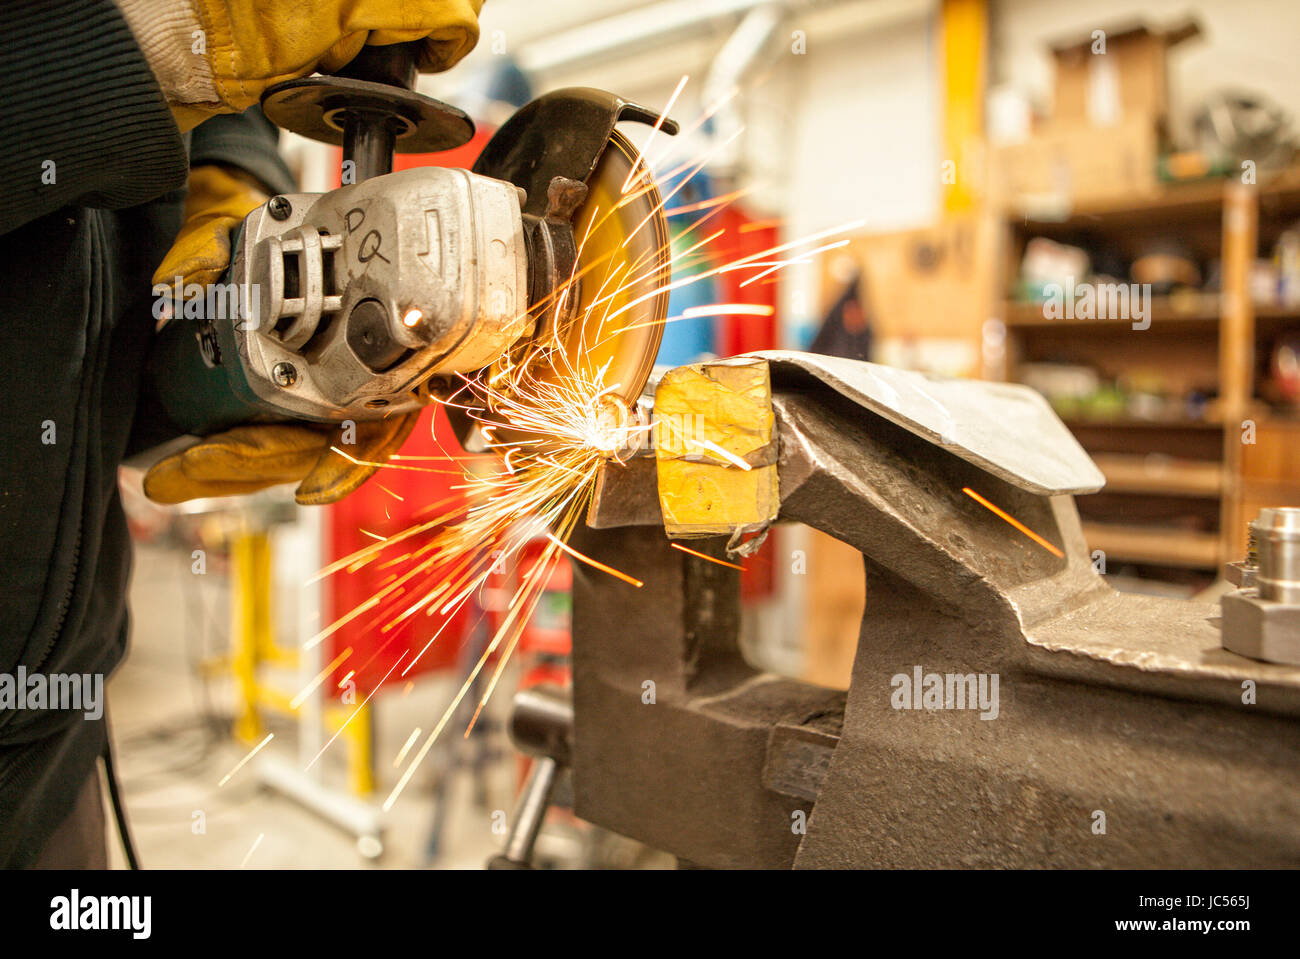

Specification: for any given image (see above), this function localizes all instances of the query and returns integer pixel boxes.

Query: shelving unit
[1086,453,1225,497]
[995,167,1300,576]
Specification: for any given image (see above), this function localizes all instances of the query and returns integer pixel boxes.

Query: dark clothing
[0,0,293,867]
[31,774,107,869]
[809,272,873,363]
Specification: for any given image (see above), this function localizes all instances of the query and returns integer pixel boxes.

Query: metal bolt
[1255,508,1300,605]
[268,195,293,220]
[272,361,298,387]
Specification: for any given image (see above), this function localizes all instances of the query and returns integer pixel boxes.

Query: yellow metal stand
[326,702,376,796]
[224,523,375,796]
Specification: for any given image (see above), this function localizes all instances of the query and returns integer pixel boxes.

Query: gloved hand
[144,164,420,506]
[115,0,482,130]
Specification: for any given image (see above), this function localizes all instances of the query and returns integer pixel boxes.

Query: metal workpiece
[1225,560,1257,588]
[1220,508,1300,667]
[1220,591,1300,666]
[228,168,529,422]
[573,354,1300,868]
[653,358,780,538]
[722,351,1106,495]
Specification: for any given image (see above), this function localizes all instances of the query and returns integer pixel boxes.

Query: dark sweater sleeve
[0,0,189,235]
[188,105,298,197]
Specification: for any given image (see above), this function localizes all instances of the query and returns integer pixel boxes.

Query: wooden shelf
[1062,416,1223,430]
[1017,168,1300,232]
[1256,165,1300,206]
[1004,295,1221,329]
[1018,179,1227,231]
[1082,522,1221,568]
[1091,453,1225,497]
[998,167,1300,576]
[1253,302,1300,321]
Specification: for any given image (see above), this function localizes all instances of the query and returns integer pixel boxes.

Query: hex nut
[1221,588,1300,665]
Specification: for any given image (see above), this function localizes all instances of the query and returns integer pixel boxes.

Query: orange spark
[670,542,746,570]
[962,487,1065,558]
[545,532,643,588]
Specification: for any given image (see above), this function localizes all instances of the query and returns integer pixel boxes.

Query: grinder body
[148,167,531,435]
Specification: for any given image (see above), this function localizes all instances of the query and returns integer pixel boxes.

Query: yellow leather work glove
[144,165,420,506]
[115,0,482,130]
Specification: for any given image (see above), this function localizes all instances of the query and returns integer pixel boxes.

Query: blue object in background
[658,271,718,366]
[656,169,718,366]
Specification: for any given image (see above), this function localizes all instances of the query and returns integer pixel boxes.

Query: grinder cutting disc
[548,128,670,408]
[475,128,670,454]
[471,88,677,429]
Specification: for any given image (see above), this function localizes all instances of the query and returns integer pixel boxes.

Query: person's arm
[0,0,188,235]
[187,105,296,201]
[1,0,481,237]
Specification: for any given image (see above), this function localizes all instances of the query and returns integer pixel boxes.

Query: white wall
[779,12,941,343]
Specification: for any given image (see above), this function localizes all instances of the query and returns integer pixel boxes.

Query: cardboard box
[992,115,1159,207]
[1049,19,1200,129]
[830,215,998,339]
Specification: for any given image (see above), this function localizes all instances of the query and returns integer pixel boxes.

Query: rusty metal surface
[569,353,1300,868]
[588,455,662,528]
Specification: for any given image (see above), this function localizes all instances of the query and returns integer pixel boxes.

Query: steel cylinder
[1254,507,1300,604]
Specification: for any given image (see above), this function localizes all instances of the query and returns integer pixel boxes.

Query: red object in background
[493,542,572,691]
[739,529,779,603]
[325,407,472,696]
[512,545,572,657]
[714,207,779,357]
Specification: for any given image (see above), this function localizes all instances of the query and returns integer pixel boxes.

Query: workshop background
[111,0,1300,868]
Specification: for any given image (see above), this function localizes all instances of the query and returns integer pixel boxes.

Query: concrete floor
[104,539,524,869]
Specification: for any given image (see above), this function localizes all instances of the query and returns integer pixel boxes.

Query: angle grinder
[145,42,676,444]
